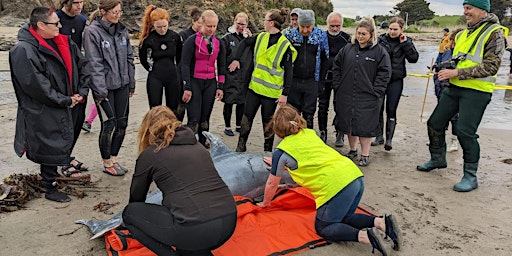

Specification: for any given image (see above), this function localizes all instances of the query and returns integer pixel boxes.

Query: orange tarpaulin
[105,187,376,256]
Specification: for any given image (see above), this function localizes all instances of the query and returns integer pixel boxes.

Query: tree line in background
[371,0,512,30]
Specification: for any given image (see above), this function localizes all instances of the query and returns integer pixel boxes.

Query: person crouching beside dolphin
[122,106,236,256]
[257,105,401,256]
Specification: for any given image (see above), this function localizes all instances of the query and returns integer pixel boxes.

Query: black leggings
[146,74,180,111]
[70,100,87,154]
[186,78,217,144]
[123,202,236,256]
[223,103,244,128]
[96,86,129,160]
[378,79,403,133]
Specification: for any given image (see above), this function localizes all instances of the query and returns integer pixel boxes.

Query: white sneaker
[447,137,459,152]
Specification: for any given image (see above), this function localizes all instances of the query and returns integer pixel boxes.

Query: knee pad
[200,121,209,131]
[117,116,128,130]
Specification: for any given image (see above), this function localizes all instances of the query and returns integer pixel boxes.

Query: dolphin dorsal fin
[202,131,234,157]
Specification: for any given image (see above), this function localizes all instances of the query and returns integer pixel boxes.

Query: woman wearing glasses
[139,5,182,111]
[180,10,226,148]
[228,9,297,152]
[221,12,253,137]
[83,0,135,176]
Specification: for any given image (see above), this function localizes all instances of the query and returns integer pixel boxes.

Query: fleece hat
[443,28,449,32]
[290,8,302,16]
[463,0,490,12]
[298,10,315,26]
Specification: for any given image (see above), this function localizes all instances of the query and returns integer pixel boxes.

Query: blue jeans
[314,177,375,242]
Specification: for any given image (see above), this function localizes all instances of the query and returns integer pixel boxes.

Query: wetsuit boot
[453,162,478,192]
[236,115,252,152]
[384,118,396,151]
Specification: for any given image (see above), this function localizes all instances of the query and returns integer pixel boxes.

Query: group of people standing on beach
[9,0,508,255]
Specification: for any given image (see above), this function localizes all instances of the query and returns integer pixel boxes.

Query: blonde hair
[89,0,121,23]
[139,5,170,47]
[268,105,306,139]
[201,9,218,22]
[231,12,249,28]
[138,106,183,154]
[351,17,377,47]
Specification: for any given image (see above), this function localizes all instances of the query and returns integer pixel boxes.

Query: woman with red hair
[139,5,182,111]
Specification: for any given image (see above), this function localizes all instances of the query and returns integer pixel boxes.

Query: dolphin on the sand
[76,131,296,239]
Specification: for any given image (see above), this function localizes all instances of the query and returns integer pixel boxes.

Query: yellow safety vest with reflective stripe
[277,129,363,208]
[249,32,297,98]
[450,23,508,93]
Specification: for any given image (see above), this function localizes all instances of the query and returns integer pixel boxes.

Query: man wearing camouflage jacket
[417,0,508,192]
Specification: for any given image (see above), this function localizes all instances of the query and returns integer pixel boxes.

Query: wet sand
[1,27,512,256]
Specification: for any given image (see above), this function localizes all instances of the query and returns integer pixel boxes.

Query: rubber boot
[187,122,199,141]
[319,130,327,143]
[371,135,384,146]
[304,114,314,129]
[264,138,274,152]
[236,116,252,152]
[453,162,478,192]
[416,148,447,172]
[384,118,396,151]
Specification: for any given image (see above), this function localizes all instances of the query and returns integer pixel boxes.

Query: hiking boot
[45,188,71,203]
[224,128,235,136]
[446,136,458,152]
[384,214,402,251]
[319,130,327,143]
[416,149,447,172]
[367,227,392,256]
[371,135,384,146]
[335,132,344,147]
[82,121,91,133]
[453,162,478,192]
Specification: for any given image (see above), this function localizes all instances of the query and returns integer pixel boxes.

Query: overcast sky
[332,0,463,19]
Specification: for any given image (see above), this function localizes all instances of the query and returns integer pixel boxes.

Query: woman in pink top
[180,10,226,147]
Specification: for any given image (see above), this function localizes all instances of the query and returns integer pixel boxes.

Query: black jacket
[378,33,419,81]
[333,43,391,137]
[10,25,90,165]
[130,126,236,223]
[221,31,253,104]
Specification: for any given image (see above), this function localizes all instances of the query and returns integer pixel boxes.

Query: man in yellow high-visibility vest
[417,0,508,192]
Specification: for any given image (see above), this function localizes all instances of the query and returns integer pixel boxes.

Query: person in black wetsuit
[123,106,236,256]
[139,5,182,112]
[318,11,351,147]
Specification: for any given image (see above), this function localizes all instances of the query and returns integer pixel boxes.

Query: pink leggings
[86,103,98,124]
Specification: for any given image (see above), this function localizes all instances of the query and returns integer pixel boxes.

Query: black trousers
[123,202,236,256]
[96,86,130,160]
[287,78,318,118]
[223,103,244,128]
[317,80,336,132]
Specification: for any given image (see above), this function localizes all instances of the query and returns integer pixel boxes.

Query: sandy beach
[1,26,512,256]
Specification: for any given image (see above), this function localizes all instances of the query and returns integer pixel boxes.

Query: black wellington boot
[384,118,396,151]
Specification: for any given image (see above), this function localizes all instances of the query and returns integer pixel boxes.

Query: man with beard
[318,12,351,146]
